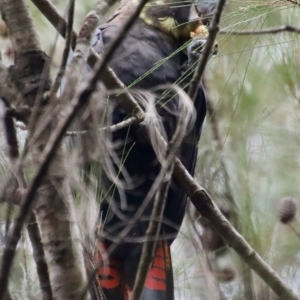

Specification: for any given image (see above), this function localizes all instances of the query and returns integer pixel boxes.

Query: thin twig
[282,0,300,7]
[31,0,77,48]
[30,0,142,119]
[50,0,75,97]
[131,178,171,300]
[220,25,300,35]
[11,115,140,136]
[0,0,46,298]
[66,116,139,136]
[188,0,227,102]
[288,224,300,239]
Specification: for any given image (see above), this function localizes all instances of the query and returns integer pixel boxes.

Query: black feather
[92,1,212,298]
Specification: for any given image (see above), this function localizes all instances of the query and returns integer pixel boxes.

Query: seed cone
[216,267,235,282]
[277,197,297,224]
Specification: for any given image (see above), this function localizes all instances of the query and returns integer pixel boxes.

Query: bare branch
[66,116,139,136]
[12,115,140,136]
[30,0,118,48]
[0,0,50,117]
[172,159,299,300]
[29,0,144,118]
[220,25,300,35]
[188,0,227,102]
[31,0,77,48]
[0,0,50,296]
[50,0,75,97]
[282,0,300,7]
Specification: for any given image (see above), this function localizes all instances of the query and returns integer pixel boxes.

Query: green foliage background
[174,1,300,299]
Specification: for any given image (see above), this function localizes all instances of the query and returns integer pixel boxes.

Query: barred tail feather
[95,240,174,300]
[95,241,125,300]
[141,240,174,300]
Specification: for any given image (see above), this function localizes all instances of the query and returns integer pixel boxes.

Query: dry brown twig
[220,25,300,35]
[11,116,140,136]
[283,0,300,7]
[188,0,226,102]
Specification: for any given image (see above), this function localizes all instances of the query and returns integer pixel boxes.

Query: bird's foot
[187,38,218,65]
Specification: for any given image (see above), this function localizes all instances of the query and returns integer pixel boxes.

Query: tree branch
[188,0,227,102]
[93,0,118,17]
[50,0,75,97]
[282,0,300,7]
[131,179,171,300]
[220,25,300,35]
[0,1,49,297]
[29,0,148,114]
[31,0,77,48]
[66,116,139,136]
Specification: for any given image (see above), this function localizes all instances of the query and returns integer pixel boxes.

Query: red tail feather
[95,240,174,300]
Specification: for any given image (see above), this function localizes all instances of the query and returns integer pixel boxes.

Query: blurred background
[1,0,300,299]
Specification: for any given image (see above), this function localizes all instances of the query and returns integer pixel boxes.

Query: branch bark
[188,0,227,102]
[282,0,300,7]
[220,25,300,35]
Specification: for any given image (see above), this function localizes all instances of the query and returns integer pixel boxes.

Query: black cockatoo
[91,0,217,299]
